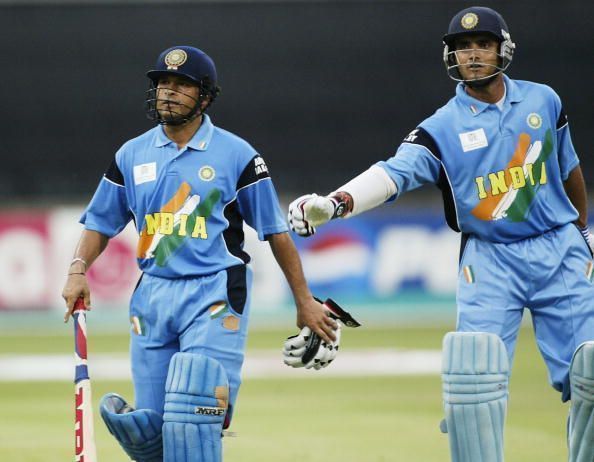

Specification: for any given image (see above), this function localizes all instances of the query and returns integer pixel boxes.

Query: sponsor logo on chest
[133,162,157,185]
[458,128,488,152]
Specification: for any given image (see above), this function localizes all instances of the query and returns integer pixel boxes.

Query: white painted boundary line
[0,349,441,381]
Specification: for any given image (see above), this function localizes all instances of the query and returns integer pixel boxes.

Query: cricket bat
[73,298,98,462]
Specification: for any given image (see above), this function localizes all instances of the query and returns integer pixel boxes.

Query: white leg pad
[569,341,594,462]
[442,332,509,462]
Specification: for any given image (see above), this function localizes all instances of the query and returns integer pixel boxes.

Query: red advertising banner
[0,209,140,311]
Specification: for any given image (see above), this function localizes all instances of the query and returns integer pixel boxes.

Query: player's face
[453,34,500,81]
[156,75,200,121]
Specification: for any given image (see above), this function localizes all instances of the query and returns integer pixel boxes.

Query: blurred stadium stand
[0,0,591,202]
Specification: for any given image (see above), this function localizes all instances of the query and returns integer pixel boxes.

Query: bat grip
[73,297,88,314]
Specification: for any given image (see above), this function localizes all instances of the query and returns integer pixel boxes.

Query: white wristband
[70,257,88,270]
[331,165,397,217]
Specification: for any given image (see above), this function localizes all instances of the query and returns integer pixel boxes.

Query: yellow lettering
[539,162,547,185]
[160,213,174,235]
[191,217,208,239]
[526,163,535,185]
[475,176,488,199]
[508,166,526,190]
[488,171,508,196]
[178,215,188,236]
[145,213,160,235]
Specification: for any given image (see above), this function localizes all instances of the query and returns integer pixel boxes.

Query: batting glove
[288,194,346,237]
[282,298,361,370]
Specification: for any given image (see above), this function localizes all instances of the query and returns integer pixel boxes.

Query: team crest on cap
[527,113,542,129]
[165,49,188,70]
[461,12,479,29]
[199,166,215,181]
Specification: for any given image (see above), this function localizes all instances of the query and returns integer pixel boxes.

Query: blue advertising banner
[292,209,460,304]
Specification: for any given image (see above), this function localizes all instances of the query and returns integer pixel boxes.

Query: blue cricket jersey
[81,115,288,277]
[378,74,579,243]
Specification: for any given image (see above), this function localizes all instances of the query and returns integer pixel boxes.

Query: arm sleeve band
[331,165,397,217]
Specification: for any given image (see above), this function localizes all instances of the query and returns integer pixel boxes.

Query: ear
[200,96,211,110]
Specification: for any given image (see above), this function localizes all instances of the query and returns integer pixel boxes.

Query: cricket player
[288,7,594,462]
[61,45,338,462]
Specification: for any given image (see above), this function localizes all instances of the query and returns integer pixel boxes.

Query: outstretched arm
[288,165,397,236]
[62,229,110,322]
[267,232,337,343]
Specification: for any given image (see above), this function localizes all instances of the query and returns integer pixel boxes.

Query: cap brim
[443,30,501,45]
[146,69,200,85]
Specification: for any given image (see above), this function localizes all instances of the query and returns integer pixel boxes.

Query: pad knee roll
[569,341,594,462]
[442,332,509,462]
[99,393,163,462]
[163,353,229,462]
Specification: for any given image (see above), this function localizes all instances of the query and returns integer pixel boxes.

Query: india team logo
[199,166,216,181]
[461,13,479,29]
[165,49,188,70]
[526,113,542,129]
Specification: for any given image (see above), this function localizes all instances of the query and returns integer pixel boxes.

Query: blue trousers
[457,223,594,401]
[128,264,253,424]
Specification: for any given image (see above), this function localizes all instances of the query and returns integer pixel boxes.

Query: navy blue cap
[146,46,217,87]
[443,6,509,45]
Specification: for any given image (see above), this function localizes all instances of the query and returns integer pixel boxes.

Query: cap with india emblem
[146,45,218,88]
[442,6,510,46]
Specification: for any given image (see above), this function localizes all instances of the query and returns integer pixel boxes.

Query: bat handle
[73,297,88,314]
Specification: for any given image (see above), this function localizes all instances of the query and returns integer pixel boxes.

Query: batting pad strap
[568,341,594,462]
[442,332,509,462]
[331,165,397,217]
[99,393,163,462]
[163,353,229,462]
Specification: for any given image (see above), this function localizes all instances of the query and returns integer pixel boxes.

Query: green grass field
[0,326,568,461]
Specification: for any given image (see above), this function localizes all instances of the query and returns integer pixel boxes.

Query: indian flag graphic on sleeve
[472,130,554,223]
[137,182,221,266]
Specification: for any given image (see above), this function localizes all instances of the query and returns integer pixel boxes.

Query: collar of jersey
[154,114,214,151]
[456,74,523,116]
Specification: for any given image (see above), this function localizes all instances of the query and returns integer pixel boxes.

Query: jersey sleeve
[555,103,579,180]
[376,127,442,197]
[79,152,132,238]
[236,155,288,240]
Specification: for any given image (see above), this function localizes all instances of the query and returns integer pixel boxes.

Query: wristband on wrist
[70,257,88,270]
[68,272,86,276]
[329,192,353,219]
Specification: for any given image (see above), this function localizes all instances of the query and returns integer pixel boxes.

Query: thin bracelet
[70,257,88,270]
[68,272,86,276]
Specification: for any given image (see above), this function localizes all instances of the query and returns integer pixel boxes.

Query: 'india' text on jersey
[81,115,287,277]
[378,75,578,243]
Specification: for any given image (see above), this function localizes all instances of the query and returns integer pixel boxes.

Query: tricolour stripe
[586,261,594,283]
[463,265,475,284]
[137,182,192,258]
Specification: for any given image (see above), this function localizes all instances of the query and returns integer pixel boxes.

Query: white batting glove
[282,298,361,370]
[283,325,342,370]
[288,194,339,237]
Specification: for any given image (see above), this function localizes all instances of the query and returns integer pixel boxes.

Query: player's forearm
[267,232,312,304]
[69,229,110,274]
[331,165,397,217]
[564,165,589,228]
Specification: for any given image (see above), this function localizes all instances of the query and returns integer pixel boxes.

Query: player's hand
[296,296,338,344]
[62,273,91,323]
[283,298,361,370]
[288,194,338,237]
